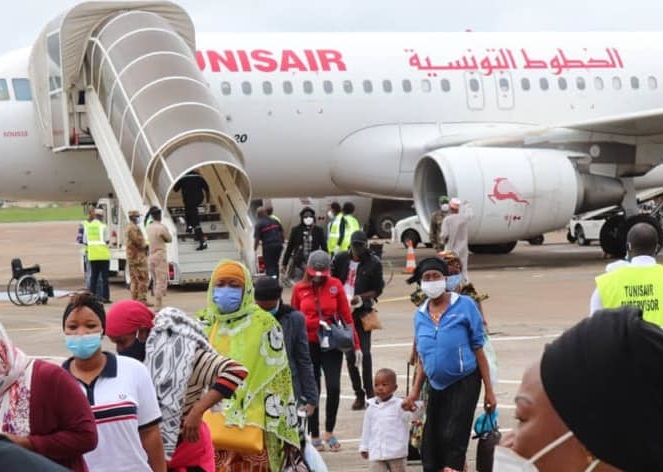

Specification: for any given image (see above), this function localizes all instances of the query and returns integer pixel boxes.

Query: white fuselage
[2,32,663,201]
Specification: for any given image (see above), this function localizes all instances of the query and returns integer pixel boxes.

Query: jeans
[345,314,373,398]
[88,260,110,301]
[308,342,343,437]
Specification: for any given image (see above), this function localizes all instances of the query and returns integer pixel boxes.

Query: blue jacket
[414,293,485,391]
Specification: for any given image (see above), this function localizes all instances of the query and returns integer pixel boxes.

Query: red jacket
[291,276,360,349]
[29,360,98,472]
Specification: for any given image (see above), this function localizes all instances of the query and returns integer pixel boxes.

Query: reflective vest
[596,264,663,326]
[339,215,361,251]
[86,220,111,261]
[327,213,343,252]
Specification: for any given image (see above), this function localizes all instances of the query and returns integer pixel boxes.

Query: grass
[0,206,85,223]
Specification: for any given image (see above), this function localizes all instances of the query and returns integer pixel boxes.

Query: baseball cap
[350,230,368,244]
[306,250,331,277]
[438,195,450,204]
[254,276,283,301]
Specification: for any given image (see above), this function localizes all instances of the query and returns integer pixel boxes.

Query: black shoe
[351,394,366,410]
[186,226,193,234]
[196,241,208,251]
[102,299,112,304]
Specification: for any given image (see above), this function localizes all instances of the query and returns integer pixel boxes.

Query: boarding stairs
[28,1,254,283]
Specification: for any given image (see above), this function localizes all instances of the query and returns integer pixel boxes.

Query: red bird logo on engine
[487,178,530,205]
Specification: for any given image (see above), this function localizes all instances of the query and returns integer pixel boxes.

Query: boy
[359,368,420,472]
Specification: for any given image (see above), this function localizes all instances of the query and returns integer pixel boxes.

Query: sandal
[311,438,325,452]
[325,435,341,452]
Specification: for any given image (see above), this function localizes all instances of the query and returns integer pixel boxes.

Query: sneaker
[196,241,208,251]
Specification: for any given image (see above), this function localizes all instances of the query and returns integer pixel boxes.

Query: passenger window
[12,79,31,101]
[363,80,373,93]
[594,77,604,90]
[498,78,509,92]
[630,76,640,89]
[323,80,333,94]
[343,80,353,93]
[241,81,252,95]
[402,79,412,93]
[612,77,622,90]
[469,78,480,92]
[576,77,586,90]
[539,78,549,91]
[648,76,658,90]
[303,81,313,94]
[521,78,530,91]
[262,81,272,95]
[0,79,9,101]
[221,81,231,95]
[421,79,431,93]
[558,77,567,90]
[440,79,450,92]
[283,81,293,95]
[382,80,392,93]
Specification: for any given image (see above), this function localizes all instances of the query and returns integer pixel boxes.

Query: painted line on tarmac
[6,326,60,332]
[338,427,514,444]
[373,333,560,349]
[379,296,410,303]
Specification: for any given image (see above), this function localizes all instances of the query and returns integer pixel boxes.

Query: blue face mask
[268,302,280,316]
[213,286,243,313]
[65,333,102,359]
[446,274,463,291]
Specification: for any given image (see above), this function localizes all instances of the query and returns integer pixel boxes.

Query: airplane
[2,0,663,264]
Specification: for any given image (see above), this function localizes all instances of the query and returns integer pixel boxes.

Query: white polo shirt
[64,352,162,472]
[359,396,420,461]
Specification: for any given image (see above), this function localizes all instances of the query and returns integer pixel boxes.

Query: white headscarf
[0,322,33,435]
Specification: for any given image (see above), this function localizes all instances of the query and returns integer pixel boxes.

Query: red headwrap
[105,300,155,337]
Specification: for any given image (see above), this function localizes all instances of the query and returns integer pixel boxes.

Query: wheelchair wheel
[15,274,40,306]
[7,277,21,306]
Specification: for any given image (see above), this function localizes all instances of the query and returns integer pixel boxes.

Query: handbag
[314,291,354,352]
[360,307,382,331]
[202,323,265,455]
[474,411,501,472]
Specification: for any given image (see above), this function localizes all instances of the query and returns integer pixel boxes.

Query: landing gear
[469,241,518,255]
[599,214,663,259]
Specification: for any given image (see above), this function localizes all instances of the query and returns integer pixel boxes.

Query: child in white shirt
[359,368,420,472]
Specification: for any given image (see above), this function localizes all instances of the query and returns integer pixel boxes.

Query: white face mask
[303,216,314,226]
[493,431,600,472]
[421,279,446,299]
[327,210,334,219]
[440,203,450,212]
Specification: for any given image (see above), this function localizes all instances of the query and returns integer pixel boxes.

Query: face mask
[65,333,102,360]
[327,211,334,219]
[421,279,446,299]
[311,275,327,285]
[440,203,450,212]
[446,274,463,291]
[118,337,146,362]
[493,431,600,472]
[268,301,280,316]
[303,216,314,226]
[213,286,243,313]
[351,243,367,256]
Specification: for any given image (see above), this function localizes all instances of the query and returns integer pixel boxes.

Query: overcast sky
[1,0,661,53]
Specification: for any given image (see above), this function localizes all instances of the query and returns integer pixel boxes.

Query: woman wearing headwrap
[204,260,299,471]
[61,292,167,472]
[105,300,248,472]
[497,306,663,471]
[0,320,97,471]
[402,257,496,472]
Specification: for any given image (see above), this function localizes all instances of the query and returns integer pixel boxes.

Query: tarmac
[0,221,611,471]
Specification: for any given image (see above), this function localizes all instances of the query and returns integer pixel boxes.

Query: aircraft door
[464,72,484,110]
[495,71,515,110]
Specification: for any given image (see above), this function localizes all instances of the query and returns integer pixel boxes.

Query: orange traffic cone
[404,239,416,274]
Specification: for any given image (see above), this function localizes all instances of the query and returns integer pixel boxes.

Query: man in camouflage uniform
[125,210,150,305]
[146,208,172,310]
[429,195,450,251]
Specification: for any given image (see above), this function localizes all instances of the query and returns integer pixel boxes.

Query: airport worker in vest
[330,202,361,254]
[84,208,111,303]
[591,222,663,325]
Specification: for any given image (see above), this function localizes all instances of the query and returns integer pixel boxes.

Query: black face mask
[351,243,367,256]
[118,338,146,362]
[311,276,327,285]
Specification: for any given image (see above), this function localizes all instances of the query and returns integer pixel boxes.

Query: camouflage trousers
[128,257,148,303]
[148,252,168,308]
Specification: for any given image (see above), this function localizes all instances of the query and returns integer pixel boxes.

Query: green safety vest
[339,215,361,251]
[327,213,343,252]
[86,220,111,261]
[596,264,663,327]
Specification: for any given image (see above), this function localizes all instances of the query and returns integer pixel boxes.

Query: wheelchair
[7,258,54,306]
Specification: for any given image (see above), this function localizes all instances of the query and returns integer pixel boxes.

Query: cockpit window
[12,79,31,101]
[0,80,9,101]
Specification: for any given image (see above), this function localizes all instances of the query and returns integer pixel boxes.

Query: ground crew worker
[147,208,172,310]
[429,195,450,250]
[125,210,150,305]
[254,206,284,277]
[265,204,281,223]
[591,223,663,325]
[77,205,95,288]
[173,170,209,251]
[84,208,111,303]
[328,202,361,255]
[326,202,342,252]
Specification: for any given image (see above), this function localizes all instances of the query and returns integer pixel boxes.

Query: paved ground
[0,222,611,471]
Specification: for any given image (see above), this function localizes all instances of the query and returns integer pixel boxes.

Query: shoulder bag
[360,302,382,332]
[314,290,354,352]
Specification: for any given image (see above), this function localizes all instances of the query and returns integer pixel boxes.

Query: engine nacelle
[414,147,625,244]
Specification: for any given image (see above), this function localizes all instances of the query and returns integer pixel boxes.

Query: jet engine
[414,147,625,245]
